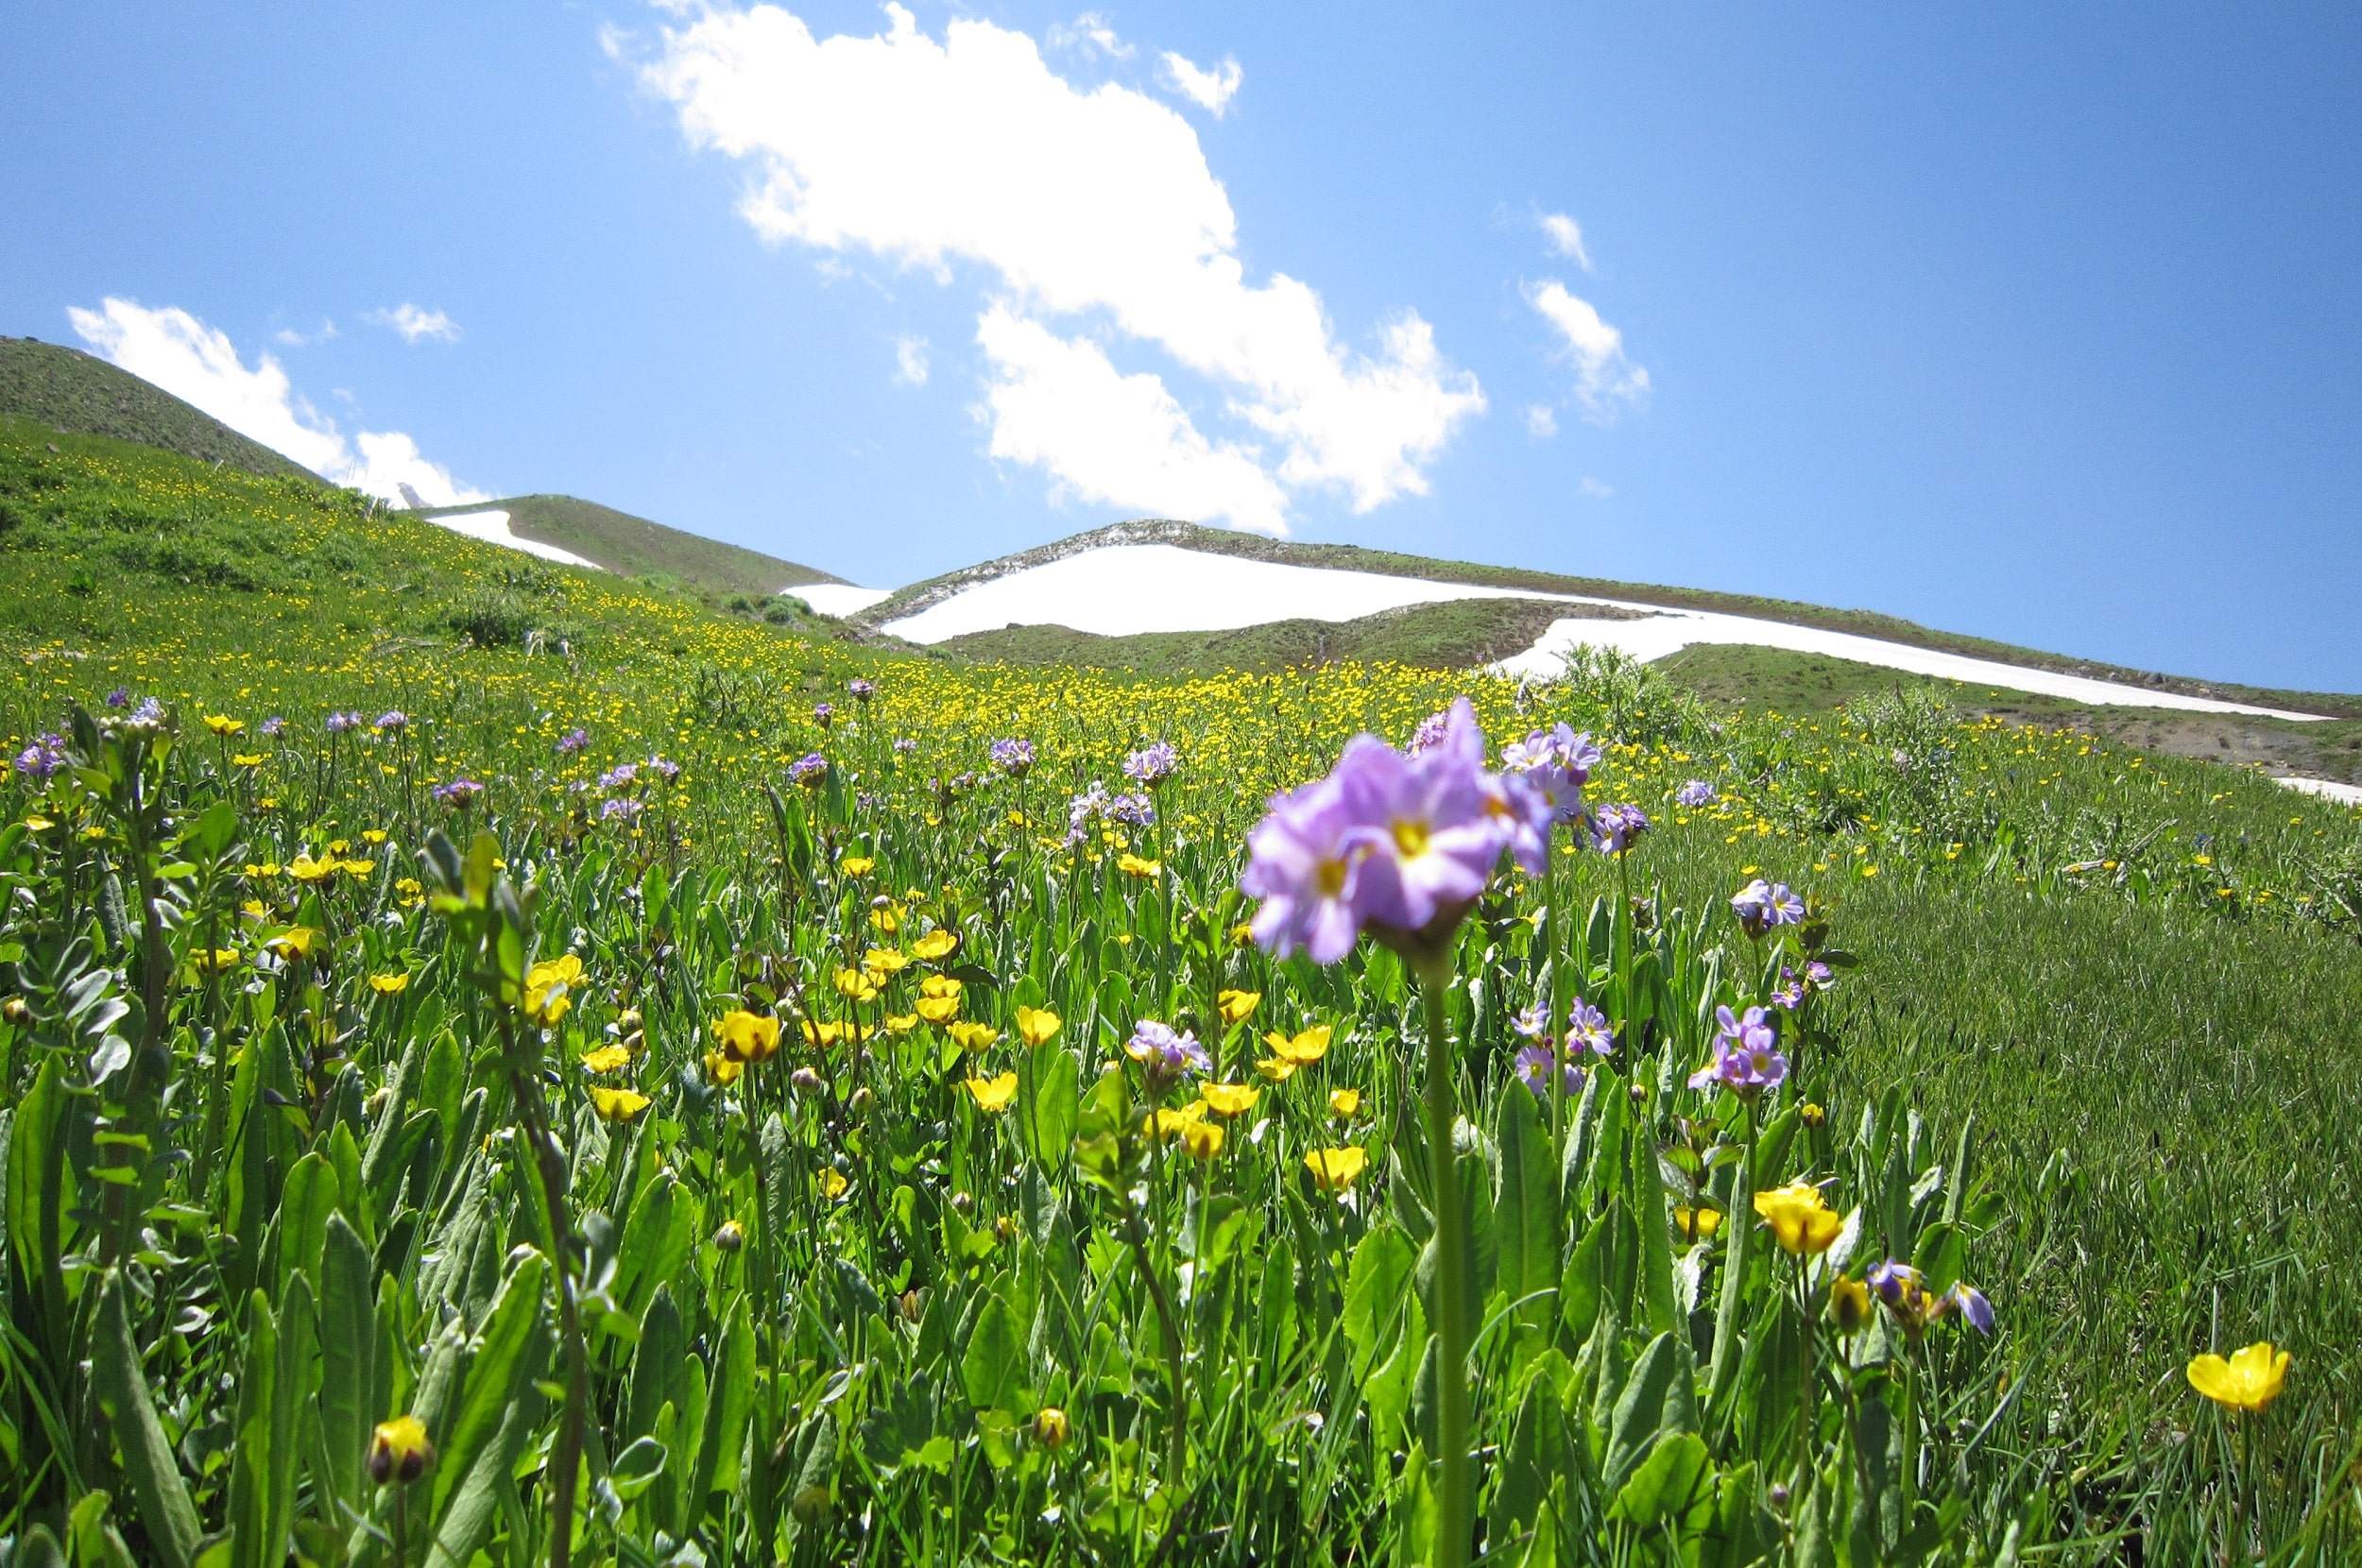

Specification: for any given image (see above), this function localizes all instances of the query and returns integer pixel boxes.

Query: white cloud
[367,303,461,344]
[1578,475,1612,500]
[628,3,1481,533]
[272,318,338,348]
[1158,50,1241,116]
[68,298,487,505]
[893,334,930,385]
[1047,12,1133,59]
[1538,212,1591,270]
[1524,403,1558,438]
[1525,280,1648,417]
[977,304,1288,534]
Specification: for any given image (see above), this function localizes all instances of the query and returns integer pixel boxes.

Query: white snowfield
[878,543,2332,723]
[2277,775,2362,807]
[787,583,895,618]
[425,510,604,571]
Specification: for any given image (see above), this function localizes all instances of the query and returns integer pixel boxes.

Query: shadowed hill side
[417,493,841,602]
[0,335,316,481]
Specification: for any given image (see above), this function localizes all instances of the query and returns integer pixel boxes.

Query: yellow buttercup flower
[867,900,905,934]
[819,1168,850,1201]
[1305,1146,1369,1193]
[915,973,962,1023]
[964,1071,1019,1113]
[232,752,265,767]
[289,855,338,884]
[1179,1119,1224,1160]
[269,927,320,959]
[840,855,876,876]
[366,1415,433,1485]
[1144,1102,1207,1140]
[882,1012,919,1034]
[1255,1056,1296,1082]
[368,972,410,995]
[1016,1005,1061,1047]
[1117,853,1161,878]
[863,946,910,977]
[523,954,584,1025]
[580,1044,633,1073]
[1199,1082,1259,1117]
[1216,989,1261,1025]
[832,965,881,1001]
[948,1020,1000,1052]
[1263,1024,1331,1065]
[1673,1205,1722,1241]
[713,1010,782,1063]
[1828,1275,1874,1335]
[913,929,958,961]
[1328,1087,1361,1117]
[2188,1342,2290,1413]
[1753,1182,1843,1255]
[590,1086,651,1122]
[202,714,245,737]
[703,1049,745,1086]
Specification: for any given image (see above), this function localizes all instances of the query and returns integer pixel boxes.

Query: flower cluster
[1686,1004,1788,1098]
[1731,878,1805,937]
[988,738,1035,776]
[13,733,67,785]
[1123,740,1178,787]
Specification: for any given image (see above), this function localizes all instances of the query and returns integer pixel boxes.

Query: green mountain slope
[864,518,2362,723]
[417,493,841,602]
[0,334,315,480]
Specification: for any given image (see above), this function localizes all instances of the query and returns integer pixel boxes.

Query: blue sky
[4,3,2357,691]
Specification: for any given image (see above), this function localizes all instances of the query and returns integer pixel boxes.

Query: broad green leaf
[92,1273,202,1568]
[961,1293,1024,1414]
[1631,1124,1680,1338]
[1608,1430,1715,1533]
[627,1286,687,1441]
[1493,1085,1560,1331]
[225,1292,279,1568]
[1560,1210,1608,1348]
[1029,1048,1080,1167]
[1361,1294,1425,1444]
[1603,1332,1690,1493]
[316,1215,376,1512]
[691,1296,756,1503]
[1344,1226,1416,1380]
[431,1249,547,1521]
[1913,1220,1969,1297]
[273,1152,336,1300]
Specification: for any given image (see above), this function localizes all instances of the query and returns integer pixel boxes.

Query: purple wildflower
[104,688,131,709]
[598,762,640,791]
[1947,1282,1995,1335]
[848,678,876,702]
[128,697,165,727]
[556,728,589,755]
[1514,1042,1584,1101]
[644,755,681,783]
[1124,741,1179,788]
[432,778,485,809]
[1241,775,1371,964]
[813,703,835,728]
[1124,1020,1209,1087]
[789,753,829,788]
[373,710,409,733]
[1806,961,1833,989]
[1105,792,1155,829]
[600,797,643,824]
[1510,1005,1550,1040]
[1068,781,1109,830]
[1675,779,1717,808]
[259,716,286,737]
[14,733,69,784]
[1869,1260,1919,1304]
[1772,969,1807,1010]
[1589,802,1651,856]
[1731,878,1804,938]
[1566,997,1615,1055]
[1336,700,1514,934]
[326,711,363,734]
[893,737,917,755]
[1686,1004,1786,1098]
[989,738,1035,776]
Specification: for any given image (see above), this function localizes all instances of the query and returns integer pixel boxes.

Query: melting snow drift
[789,583,896,619]
[879,544,2332,723]
[425,510,604,571]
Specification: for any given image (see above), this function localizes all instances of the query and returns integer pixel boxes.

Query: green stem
[1419,975,1472,1568]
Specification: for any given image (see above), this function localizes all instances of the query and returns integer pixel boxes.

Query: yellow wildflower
[1179,1119,1224,1160]
[1263,1024,1331,1065]
[1753,1182,1843,1255]
[882,1012,919,1034]
[713,1010,782,1063]
[368,972,410,996]
[590,1086,650,1122]
[1016,1005,1061,1047]
[580,1044,633,1073]
[964,1071,1019,1113]
[704,1049,745,1086]
[915,973,962,1023]
[832,966,881,1002]
[913,929,958,961]
[1118,853,1160,878]
[523,954,584,1025]
[2188,1343,2290,1413]
[232,752,265,767]
[1304,1146,1369,1193]
[202,714,245,737]
[1673,1205,1722,1241]
[1328,1087,1361,1117]
[1255,1056,1296,1082]
[1200,1082,1259,1117]
[366,1416,433,1485]
[840,855,876,876]
[269,927,320,959]
[863,946,910,977]
[948,1020,1001,1052]
[1216,989,1261,1025]
[819,1168,850,1201]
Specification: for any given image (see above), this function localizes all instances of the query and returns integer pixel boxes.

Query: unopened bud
[1032,1406,1071,1449]
[849,1086,874,1113]
[1769,1482,1791,1508]
[366,1416,434,1486]
[712,1219,745,1253]
[1800,1101,1826,1127]
[897,1288,924,1324]
[791,1484,831,1523]
[0,997,26,1024]
[1628,1083,1650,1105]
[994,1215,1017,1242]
[790,1065,823,1094]
[951,1191,974,1215]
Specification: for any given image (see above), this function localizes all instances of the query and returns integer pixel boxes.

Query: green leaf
[1560,1210,1608,1348]
[627,1287,687,1442]
[1361,1293,1424,1445]
[1344,1226,1416,1380]
[961,1293,1024,1414]
[273,1152,336,1300]
[315,1215,376,1513]
[1631,1125,1680,1338]
[1608,1431,1715,1533]
[1493,1085,1561,1333]
[691,1296,756,1503]
[92,1273,202,1568]
[610,1169,696,1325]
[225,1293,279,1568]
[1912,1220,1968,1297]
[431,1249,547,1523]
[1603,1332,1690,1493]
[608,1436,667,1502]
[1029,1048,1080,1167]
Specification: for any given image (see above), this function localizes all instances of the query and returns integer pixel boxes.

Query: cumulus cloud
[1538,212,1591,270]
[1047,12,1132,59]
[367,303,461,344]
[1525,280,1648,417]
[68,298,486,505]
[1159,50,1241,115]
[1524,403,1558,438]
[626,3,1480,533]
[893,334,930,386]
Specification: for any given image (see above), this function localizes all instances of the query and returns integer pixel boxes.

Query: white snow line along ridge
[425,511,605,571]
[877,543,2333,723]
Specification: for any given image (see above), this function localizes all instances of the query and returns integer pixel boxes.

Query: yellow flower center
[1392,818,1429,858]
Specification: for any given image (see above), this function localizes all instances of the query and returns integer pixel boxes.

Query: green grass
[941,597,1637,675]
[6,426,2362,1562]
[417,492,841,603]
[0,336,312,481]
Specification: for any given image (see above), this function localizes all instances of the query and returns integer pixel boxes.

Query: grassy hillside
[6,428,2362,1559]
[871,519,2362,722]
[942,596,1640,675]
[419,492,842,602]
[0,334,315,480]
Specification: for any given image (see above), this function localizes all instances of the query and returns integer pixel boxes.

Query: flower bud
[1628,1082,1650,1105]
[790,1065,823,1094]
[1,997,27,1024]
[1828,1274,1873,1335]
[897,1288,924,1324]
[791,1484,832,1523]
[849,1086,874,1113]
[994,1215,1017,1242]
[366,1415,434,1486]
[1769,1482,1791,1509]
[712,1219,745,1253]
[951,1191,974,1215]
[1800,1101,1826,1128]
[1032,1406,1071,1450]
